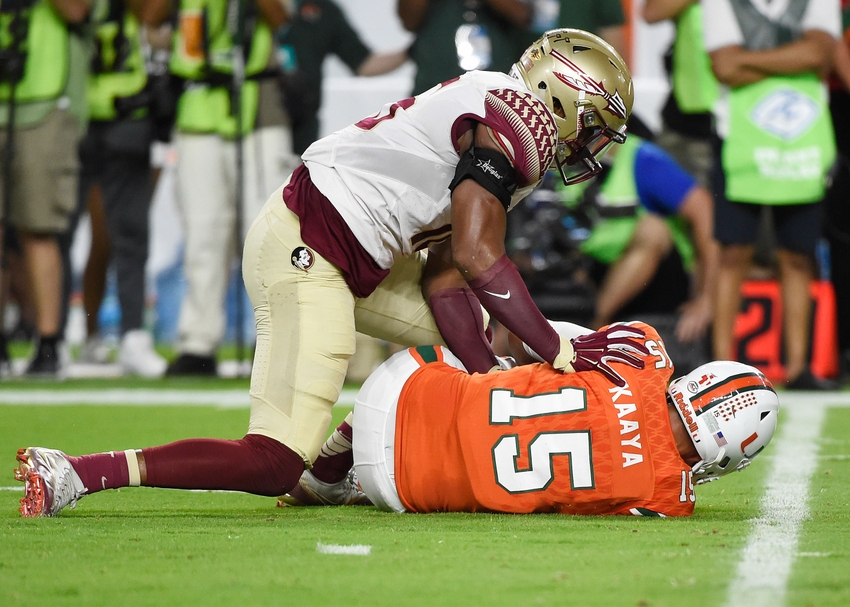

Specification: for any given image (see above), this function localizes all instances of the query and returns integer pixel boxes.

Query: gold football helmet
[510,29,634,185]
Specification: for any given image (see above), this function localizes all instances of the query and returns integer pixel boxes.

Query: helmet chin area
[552,146,601,185]
[551,122,626,186]
[692,453,752,485]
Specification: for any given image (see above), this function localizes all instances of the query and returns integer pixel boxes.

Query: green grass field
[1,380,848,607]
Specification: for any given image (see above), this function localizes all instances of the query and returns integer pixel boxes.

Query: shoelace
[43,454,86,515]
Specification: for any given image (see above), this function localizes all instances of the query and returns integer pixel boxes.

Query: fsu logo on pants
[291,246,315,271]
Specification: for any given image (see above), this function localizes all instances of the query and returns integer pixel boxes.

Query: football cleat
[14,447,87,517]
[277,468,371,507]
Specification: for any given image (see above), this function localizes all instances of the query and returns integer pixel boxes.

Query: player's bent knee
[241,434,305,496]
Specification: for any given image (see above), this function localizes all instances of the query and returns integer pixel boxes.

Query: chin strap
[736,459,752,472]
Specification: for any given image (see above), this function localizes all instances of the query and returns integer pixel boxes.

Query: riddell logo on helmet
[673,390,700,443]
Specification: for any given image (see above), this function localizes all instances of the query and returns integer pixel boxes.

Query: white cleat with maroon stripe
[14,447,87,517]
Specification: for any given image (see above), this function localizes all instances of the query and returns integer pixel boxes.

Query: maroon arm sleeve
[467,254,560,365]
[428,287,499,374]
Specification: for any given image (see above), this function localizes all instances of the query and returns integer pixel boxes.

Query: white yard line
[0,388,358,408]
[316,542,371,555]
[723,393,842,607]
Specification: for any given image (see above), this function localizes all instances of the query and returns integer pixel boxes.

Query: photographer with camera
[142,0,299,377]
[0,0,93,378]
[58,0,177,377]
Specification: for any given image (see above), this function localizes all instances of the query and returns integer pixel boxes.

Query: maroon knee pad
[142,434,305,497]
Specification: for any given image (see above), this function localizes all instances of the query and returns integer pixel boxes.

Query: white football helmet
[667,361,779,485]
[510,28,634,185]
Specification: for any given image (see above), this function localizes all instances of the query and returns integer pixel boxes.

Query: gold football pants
[242,183,446,463]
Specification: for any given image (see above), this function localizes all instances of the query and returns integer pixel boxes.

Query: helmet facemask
[552,101,627,185]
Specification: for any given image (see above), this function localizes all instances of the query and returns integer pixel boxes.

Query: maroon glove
[553,323,649,387]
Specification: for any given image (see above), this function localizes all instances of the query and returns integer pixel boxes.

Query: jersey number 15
[490,387,594,494]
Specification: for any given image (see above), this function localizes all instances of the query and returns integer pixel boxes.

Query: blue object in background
[154,254,185,344]
[154,250,256,347]
[224,264,256,346]
[816,238,831,281]
[97,269,122,340]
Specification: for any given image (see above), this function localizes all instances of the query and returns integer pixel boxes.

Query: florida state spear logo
[549,49,628,120]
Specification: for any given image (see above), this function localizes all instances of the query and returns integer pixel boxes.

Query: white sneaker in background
[78,336,114,364]
[119,330,167,378]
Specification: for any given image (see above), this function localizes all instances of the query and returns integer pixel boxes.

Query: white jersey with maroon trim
[301,71,559,270]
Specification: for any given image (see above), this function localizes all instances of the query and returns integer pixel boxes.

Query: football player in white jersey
[15,29,637,517]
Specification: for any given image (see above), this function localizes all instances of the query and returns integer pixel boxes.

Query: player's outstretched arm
[422,240,499,374]
[447,124,565,369]
[512,322,649,387]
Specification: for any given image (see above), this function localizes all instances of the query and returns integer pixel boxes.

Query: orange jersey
[394,324,696,517]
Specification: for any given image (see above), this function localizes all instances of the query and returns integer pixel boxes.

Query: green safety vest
[672,4,718,114]
[170,0,272,137]
[0,0,68,103]
[574,136,695,269]
[87,4,147,121]
[722,74,836,204]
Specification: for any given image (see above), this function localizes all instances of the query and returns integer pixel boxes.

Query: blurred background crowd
[0,0,847,389]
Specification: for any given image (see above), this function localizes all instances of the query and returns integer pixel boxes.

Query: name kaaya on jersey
[301,71,558,270]
[608,382,645,469]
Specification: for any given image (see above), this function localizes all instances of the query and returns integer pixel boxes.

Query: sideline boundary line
[0,388,359,408]
[723,396,832,607]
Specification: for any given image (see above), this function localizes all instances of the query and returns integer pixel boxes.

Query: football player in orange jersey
[282,321,779,517]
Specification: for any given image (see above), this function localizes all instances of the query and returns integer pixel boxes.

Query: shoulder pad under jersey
[483,88,558,187]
